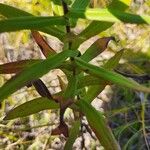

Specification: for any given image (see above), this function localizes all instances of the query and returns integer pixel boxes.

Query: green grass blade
[113,121,140,139]
[75,58,150,93]
[68,8,150,24]
[4,97,59,120]
[123,130,141,150]
[76,99,120,150]
[0,16,67,33]
[64,120,80,150]
[0,3,65,39]
[0,50,78,103]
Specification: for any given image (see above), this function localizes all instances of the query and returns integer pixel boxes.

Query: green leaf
[0,3,65,39]
[75,58,150,93]
[72,0,131,48]
[108,0,131,11]
[77,75,105,88]
[80,37,114,62]
[103,50,124,70]
[71,0,90,9]
[84,85,106,103]
[4,97,59,120]
[0,3,32,17]
[63,75,78,99]
[64,120,80,150]
[0,16,67,33]
[70,0,90,27]
[68,8,150,24]
[77,21,113,43]
[81,50,124,103]
[0,50,79,103]
[76,99,120,150]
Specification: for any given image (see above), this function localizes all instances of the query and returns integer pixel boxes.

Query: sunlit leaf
[108,0,131,10]
[72,0,131,48]
[4,97,59,120]
[0,3,65,39]
[68,8,150,24]
[76,99,120,150]
[70,0,90,27]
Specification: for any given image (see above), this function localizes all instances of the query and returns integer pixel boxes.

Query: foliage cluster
[0,0,150,149]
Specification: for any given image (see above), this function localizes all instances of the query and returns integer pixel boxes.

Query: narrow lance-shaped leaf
[76,99,120,150]
[77,75,105,88]
[0,16,67,33]
[31,79,53,99]
[4,97,59,120]
[31,30,56,57]
[123,130,142,150]
[75,57,150,93]
[68,8,150,24]
[0,59,42,74]
[0,50,79,102]
[103,50,124,70]
[0,3,65,39]
[0,60,74,74]
[79,21,112,39]
[63,75,78,99]
[108,0,131,11]
[81,47,123,103]
[71,0,90,9]
[80,37,114,62]
[64,120,80,150]
[70,0,90,27]
[72,0,131,49]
